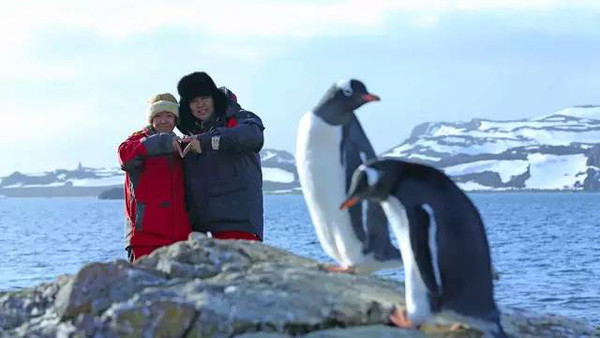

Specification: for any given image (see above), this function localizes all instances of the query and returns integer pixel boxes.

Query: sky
[1,0,600,176]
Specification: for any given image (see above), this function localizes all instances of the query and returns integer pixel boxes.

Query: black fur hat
[176,71,228,134]
[177,71,218,100]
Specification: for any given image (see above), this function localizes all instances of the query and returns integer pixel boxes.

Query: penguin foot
[322,265,356,274]
[389,307,420,329]
[449,322,466,331]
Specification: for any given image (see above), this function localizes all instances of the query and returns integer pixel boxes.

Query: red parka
[118,127,191,250]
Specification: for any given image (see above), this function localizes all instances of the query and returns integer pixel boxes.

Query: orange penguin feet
[321,264,356,274]
[389,307,420,329]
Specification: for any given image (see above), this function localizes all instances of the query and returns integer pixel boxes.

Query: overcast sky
[1,0,600,176]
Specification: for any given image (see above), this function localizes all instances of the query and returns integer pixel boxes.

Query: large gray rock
[1,233,598,337]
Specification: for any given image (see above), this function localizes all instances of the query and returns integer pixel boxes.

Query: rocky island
[1,233,597,337]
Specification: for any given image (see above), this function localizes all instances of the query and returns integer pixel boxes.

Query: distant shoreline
[466,189,600,194]
[0,188,598,200]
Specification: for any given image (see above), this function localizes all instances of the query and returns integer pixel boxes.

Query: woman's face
[189,96,215,121]
[151,111,176,133]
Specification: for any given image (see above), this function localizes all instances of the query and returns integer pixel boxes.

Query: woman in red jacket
[118,93,192,262]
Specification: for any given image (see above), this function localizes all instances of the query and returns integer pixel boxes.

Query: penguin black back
[381,160,498,318]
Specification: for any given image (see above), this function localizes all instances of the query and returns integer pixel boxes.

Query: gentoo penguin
[341,159,506,337]
[296,79,402,274]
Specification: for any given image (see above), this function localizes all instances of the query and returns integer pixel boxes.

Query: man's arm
[197,111,264,153]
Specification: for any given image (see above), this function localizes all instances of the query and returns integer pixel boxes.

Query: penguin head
[340,160,396,209]
[314,79,380,125]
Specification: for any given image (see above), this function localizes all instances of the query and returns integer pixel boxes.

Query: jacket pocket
[208,179,249,222]
[141,201,171,238]
[134,202,146,231]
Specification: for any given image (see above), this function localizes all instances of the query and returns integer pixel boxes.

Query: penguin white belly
[296,113,367,267]
[381,197,432,325]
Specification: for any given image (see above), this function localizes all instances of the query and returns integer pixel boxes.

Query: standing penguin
[296,79,402,274]
[341,159,506,337]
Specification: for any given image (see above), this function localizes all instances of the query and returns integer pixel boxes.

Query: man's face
[152,111,176,133]
[189,96,215,121]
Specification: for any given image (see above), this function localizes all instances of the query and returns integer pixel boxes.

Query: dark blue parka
[177,87,265,240]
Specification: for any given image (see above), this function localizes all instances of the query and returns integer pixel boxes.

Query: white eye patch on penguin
[363,166,380,187]
[336,79,354,97]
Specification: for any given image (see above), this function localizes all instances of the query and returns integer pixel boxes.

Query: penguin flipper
[408,205,441,306]
[341,114,373,243]
[364,201,402,261]
[342,115,401,261]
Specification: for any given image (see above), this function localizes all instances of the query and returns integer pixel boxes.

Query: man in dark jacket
[177,72,265,241]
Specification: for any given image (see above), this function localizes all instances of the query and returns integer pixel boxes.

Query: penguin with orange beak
[296,79,402,274]
[341,158,506,337]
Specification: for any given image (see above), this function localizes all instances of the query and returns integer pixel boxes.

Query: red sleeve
[118,131,148,170]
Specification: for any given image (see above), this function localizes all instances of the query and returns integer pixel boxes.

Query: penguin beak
[362,93,380,102]
[340,196,361,210]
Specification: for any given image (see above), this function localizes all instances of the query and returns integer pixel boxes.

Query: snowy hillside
[385,106,600,191]
[0,149,300,197]
[260,148,300,194]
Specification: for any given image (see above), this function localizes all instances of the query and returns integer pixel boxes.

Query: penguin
[296,79,402,274]
[340,158,506,337]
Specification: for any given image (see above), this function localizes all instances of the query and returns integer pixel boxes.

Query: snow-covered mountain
[385,106,600,191]
[0,148,300,198]
[5,105,600,197]
[260,148,300,194]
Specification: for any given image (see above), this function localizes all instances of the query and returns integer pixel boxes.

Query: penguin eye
[336,79,353,97]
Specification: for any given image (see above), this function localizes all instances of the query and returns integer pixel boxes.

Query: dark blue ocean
[0,193,598,326]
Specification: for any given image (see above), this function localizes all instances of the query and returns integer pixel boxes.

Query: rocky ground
[1,233,598,337]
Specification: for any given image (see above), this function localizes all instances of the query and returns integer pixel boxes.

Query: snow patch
[404,153,440,162]
[69,176,125,187]
[263,168,295,183]
[261,150,277,162]
[525,154,588,190]
[456,181,494,191]
[538,107,600,120]
[4,182,65,188]
[268,189,295,194]
[443,160,529,184]
[431,125,464,136]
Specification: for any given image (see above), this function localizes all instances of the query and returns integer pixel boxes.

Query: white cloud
[0,1,395,41]
[7,1,596,43]
[408,14,442,28]
[2,0,599,68]
[2,61,81,82]
[0,98,102,142]
[454,0,596,11]
[2,0,600,43]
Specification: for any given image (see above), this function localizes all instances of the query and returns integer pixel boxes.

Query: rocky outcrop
[1,234,598,337]
[98,187,124,200]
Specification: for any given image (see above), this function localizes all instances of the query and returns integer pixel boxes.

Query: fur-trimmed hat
[177,72,219,100]
[176,72,228,133]
[147,93,179,123]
